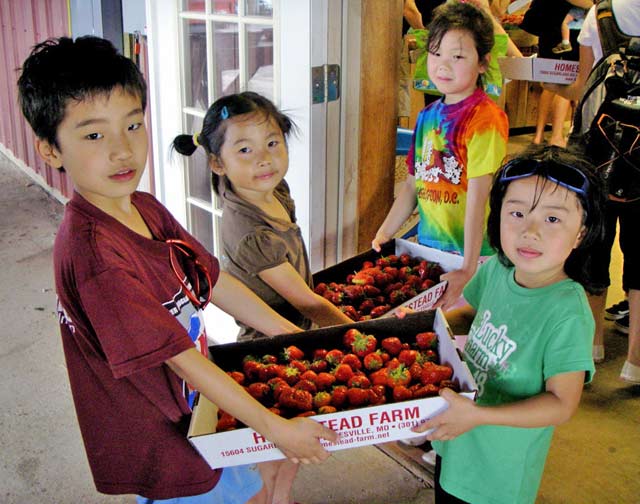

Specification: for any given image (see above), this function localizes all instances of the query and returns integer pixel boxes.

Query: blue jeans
[136,464,262,504]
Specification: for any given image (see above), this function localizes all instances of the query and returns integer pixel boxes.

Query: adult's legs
[548,94,571,147]
[589,291,607,363]
[627,289,640,366]
[532,89,554,145]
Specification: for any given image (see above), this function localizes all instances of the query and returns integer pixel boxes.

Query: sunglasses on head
[166,239,212,310]
[498,153,590,199]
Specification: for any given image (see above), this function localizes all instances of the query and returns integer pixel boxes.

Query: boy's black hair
[487,144,607,294]
[172,91,295,195]
[427,1,494,86]
[17,36,147,149]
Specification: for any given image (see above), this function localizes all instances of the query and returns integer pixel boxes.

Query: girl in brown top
[173,92,352,504]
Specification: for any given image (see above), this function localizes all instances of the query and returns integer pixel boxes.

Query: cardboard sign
[499,56,579,84]
[188,310,477,468]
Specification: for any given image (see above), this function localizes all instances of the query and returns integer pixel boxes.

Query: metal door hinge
[311,64,341,104]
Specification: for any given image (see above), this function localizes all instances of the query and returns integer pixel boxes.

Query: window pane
[188,203,215,254]
[246,25,273,100]
[213,0,238,14]
[183,19,208,109]
[245,0,272,17]
[181,0,205,12]
[185,114,212,203]
[213,22,240,96]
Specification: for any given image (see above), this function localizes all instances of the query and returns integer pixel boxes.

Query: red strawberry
[316,372,336,390]
[370,305,391,318]
[294,379,318,395]
[325,349,345,366]
[341,353,363,370]
[389,289,407,306]
[313,348,328,360]
[343,328,363,348]
[242,356,264,381]
[259,363,284,382]
[324,290,344,305]
[300,370,319,384]
[392,385,413,402]
[313,391,332,409]
[415,331,438,350]
[439,379,459,392]
[398,349,418,366]
[413,383,440,398]
[347,387,370,407]
[383,266,399,281]
[420,362,453,385]
[279,388,313,411]
[318,405,337,414]
[381,336,403,356]
[310,359,328,373]
[387,365,411,388]
[333,363,355,383]
[362,261,375,269]
[227,371,245,385]
[370,384,387,405]
[420,279,436,291]
[247,382,271,404]
[351,333,377,358]
[384,281,404,295]
[352,271,375,286]
[331,385,349,408]
[376,256,391,268]
[314,282,328,295]
[289,359,308,373]
[408,361,423,381]
[343,285,365,303]
[340,305,358,320]
[369,368,390,387]
[416,349,437,364]
[216,411,238,432]
[387,254,400,266]
[348,374,371,389]
[282,345,305,362]
[399,253,412,266]
[363,284,382,297]
[363,352,384,371]
[271,381,291,402]
[279,366,301,385]
[359,298,375,314]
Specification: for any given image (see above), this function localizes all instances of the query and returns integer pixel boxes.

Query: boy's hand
[269,416,338,464]
[412,388,478,441]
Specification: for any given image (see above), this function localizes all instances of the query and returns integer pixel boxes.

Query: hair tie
[221,106,229,120]
[193,133,200,147]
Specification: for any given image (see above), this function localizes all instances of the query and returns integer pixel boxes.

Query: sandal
[620,361,640,384]
[592,344,605,364]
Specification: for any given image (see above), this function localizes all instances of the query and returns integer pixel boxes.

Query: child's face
[500,176,586,289]
[35,87,147,211]
[427,29,487,105]
[211,112,288,201]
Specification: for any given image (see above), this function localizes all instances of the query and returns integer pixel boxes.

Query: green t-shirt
[433,256,595,504]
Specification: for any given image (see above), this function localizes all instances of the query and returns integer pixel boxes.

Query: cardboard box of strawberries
[188,310,477,468]
[311,239,464,320]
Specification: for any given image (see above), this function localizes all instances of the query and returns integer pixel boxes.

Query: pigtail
[171,133,199,156]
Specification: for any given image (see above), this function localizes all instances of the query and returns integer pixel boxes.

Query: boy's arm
[212,271,301,336]
[259,263,353,327]
[167,348,338,463]
[415,371,585,440]
[435,174,492,311]
[372,175,418,252]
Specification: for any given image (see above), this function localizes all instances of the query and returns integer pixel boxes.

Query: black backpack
[571,0,640,201]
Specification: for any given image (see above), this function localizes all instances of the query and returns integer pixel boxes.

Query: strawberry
[324,290,344,305]
[416,349,437,364]
[313,391,332,409]
[247,382,271,404]
[333,363,355,383]
[398,349,418,366]
[279,388,313,411]
[347,387,370,407]
[363,352,384,371]
[412,383,440,398]
[271,381,291,402]
[383,266,399,281]
[370,305,391,318]
[227,371,245,385]
[343,285,365,303]
[370,384,387,405]
[363,284,382,297]
[325,349,345,366]
[299,370,319,384]
[352,271,375,286]
[310,359,329,373]
[386,365,411,388]
[384,281,404,295]
[399,253,412,266]
[282,345,305,362]
[296,411,317,418]
[408,361,423,381]
[392,385,413,402]
[420,279,436,291]
[369,368,389,387]
[386,254,400,266]
[313,282,328,295]
[340,305,358,320]
[415,331,437,350]
[279,365,301,385]
[417,260,431,281]
[389,289,407,306]
[289,359,308,373]
[343,328,363,347]
[420,362,453,385]
[351,333,377,358]
[216,411,238,432]
[374,271,391,287]
[313,348,328,360]
[376,256,391,268]
[259,363,284,382]
[362,261,375,269]
[242,356,264,381]
[381,336,403,356]
[439,379,459,392]
[318,405,337,414]
[331,385,349,408]
[316,372,336,390]
[359,298,375,314]
[294,379,318,395]
[348,374,371,389]
[341,353,363,370]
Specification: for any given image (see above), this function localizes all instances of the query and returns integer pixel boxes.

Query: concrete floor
[1,136,639,504]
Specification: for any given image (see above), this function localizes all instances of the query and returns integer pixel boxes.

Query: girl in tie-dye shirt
[373,1,508,310]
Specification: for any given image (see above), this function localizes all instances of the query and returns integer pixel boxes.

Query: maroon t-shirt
[54,191,221,498]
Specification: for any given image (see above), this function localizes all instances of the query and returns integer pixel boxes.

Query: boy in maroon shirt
[17,36,336,502]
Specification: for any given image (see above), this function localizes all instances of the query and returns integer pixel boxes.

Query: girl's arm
[415,371,586,440]
[167,348,338,463]
[435,174,492,311]
[372,175,418,252]
[258,263,354,327]
[212,271,302,336]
